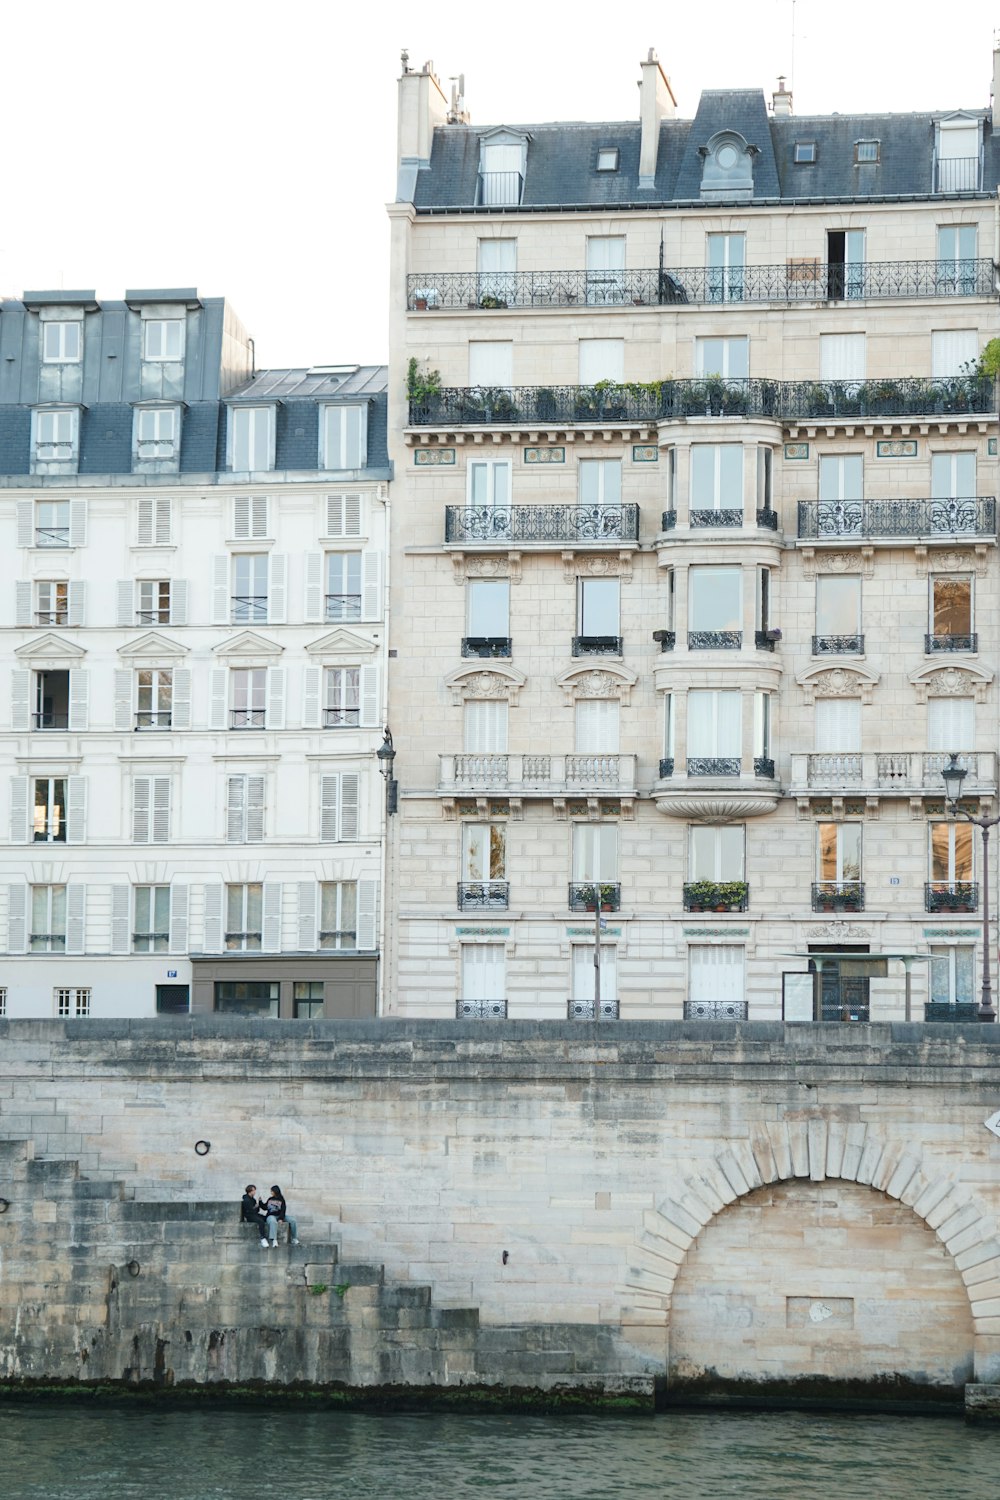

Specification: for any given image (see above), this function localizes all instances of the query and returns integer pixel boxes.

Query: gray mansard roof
[412,90,996,209]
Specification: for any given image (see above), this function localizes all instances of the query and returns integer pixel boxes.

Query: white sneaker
[260,1239,269,1248]
[291,1239,301,1246]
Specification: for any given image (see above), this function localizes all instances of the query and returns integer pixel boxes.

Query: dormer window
[854,140,880,164]
[143,319,185,362]
[31,407,80,475]
[793,142,817,164]
[935,115,983,192]
[699,130,756,201]
[596,147,619,172]
[478,130,528,207]
[42,321,82,363]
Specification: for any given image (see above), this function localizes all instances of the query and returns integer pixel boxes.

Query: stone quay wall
[1,1018,1000,1411]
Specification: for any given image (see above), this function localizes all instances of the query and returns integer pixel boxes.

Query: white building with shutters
[384,54,1000,1023]
[0,289,390,1019]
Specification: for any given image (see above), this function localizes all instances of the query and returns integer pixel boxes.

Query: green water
[1,1405,998,1499]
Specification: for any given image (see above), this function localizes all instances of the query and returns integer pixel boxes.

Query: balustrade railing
[407,258,994,310]
[793,750,996,794]
[441,753,638,795]
[798,496,996,541]
[445,504,639,544]
[411,376,995,427]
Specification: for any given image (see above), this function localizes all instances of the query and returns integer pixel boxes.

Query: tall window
[468,342,513,388]
[688,567,742,639]
[757,446,773,511]
[136,669,172,731]
[690,825,744,880]
[231,407,274,471]
[463,700,508,753]
[467,580,510,643]
[478,137,525,206]
[31,885,67,952]
[817,823,862,884]
[137,580,172,625]
[462,825,506,885]
[320,881,358,949]
[929,946,975,1006]
[931,330,977,379]
[931,451,976,499]
[134,886,170,953]
[586,236,626,304]
[706,232,745,302]
[572,944,617,1000]
[930,822,973,885]
[579,458,622,506]
[691,444,742,513]
[572,824,618,882]
[468,459,510,507]
[322,405,367,469]
[695,337,748,378]
[577,578,620,639]
[579,339,624,384]
[819,333,865,382]
[231,668,266,729]
[477,239,517,301]
[461,944,507,1001]
[225,883,263,950]
[35,581,68,626]
[819,454,864,501]
[42,321,82,363]
[937,225,978,293]
[135,407,179,462]
[324,667,360,728]
[688,946,744,1012]
[232,554,268,623]
[816,575,862,646]
[575,699,620,752]
[815,698,862,752]
[34,499,70,547]
[687,690,741,766]
[927,696,974,750]
[930,575,972,641]
[33,409,79,469]
[143,320,184,361]
[326,552,362,620]
[32,778,66,842]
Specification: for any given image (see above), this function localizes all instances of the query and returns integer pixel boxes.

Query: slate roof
[411,91,996,209]
[228,365,388,402]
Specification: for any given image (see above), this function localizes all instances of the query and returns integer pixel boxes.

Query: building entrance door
[807,945,885,1022]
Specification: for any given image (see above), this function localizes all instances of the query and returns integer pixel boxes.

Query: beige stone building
[385,50,1000,1023]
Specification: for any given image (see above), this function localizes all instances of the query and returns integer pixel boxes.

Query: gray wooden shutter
[154,495,172,543]
[305,552,323,621]
[209,668,228,730]
[67,582,85,627]
[66,884,86,955]
[137,497,155,545]
[357,877,379,950]
[9,778,29,844]
[113,669,133,731]
[15,582,32,627]
[116,581,134,627]
[212,555,229,625]
[340,772,360,840]
[11,671,31,731]
[68,670,89,731]
[171,579,189,626]
[169,883,189,955]
[233,495,251,538]
[246,775,265,843]
[267,667,285,729]
[69,499,87,548]
[251,495,268,536]
[360,665,380,728]
[133,777,151,843]
[7,884,27,953]
[172,668,192,730]
[66,776,86,844]
[262,880,282,952]
[226,776,246,842]
[297,881,317,951]
[268,554,287,623]
[203,882,224,953]
[16,500,33,548]
[320,775,340,841]
[151,777,171,842]
[302,666,322,729]
[362,549,382,621]
[110,885,131,955]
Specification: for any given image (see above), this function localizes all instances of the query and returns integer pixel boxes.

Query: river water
[1,1405,999,1500]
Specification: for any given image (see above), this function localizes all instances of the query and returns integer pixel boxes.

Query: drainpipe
[376,480,392,1016]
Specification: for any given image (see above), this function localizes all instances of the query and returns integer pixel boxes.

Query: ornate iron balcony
[456,998,508,1019]
[683,1000,748,1020]
[688,631,742,650]
[653,630,675,652]
[407,258,995,311]
[661,510,677,531]
[687,757,741,776]
[755,629,781,652]
[754,756,775,779]
[568,998,620,1021]
[924,1002,980,1023]
[445,503,639,545]
[813,635,864,655]
[457,881,510,911]
[683,881,749,912]
[691,508,743,528]
[572,635,623,657]
[798,496,996,541]
[462,637,512,658]
[568,882,621,913]
[659,757,675,778]
[811,881,865,912]
[924,881,979,912]
[925,633,978,653]
[756,508,779,530]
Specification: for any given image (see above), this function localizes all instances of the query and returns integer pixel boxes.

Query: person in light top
[262,1184,300,1248]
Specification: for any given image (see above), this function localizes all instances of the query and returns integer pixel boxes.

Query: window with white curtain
[579,339,624,383]
[927,696,974,750]
[931,330,977,378]
[690,826,745,881]
[819,334,865,382]
[572,944,617,999]
[688,945,745,1009]
[477,239,517,300]
[571,824,618,881]
[586,236,626,304]
[687,690,741,758]
[930,945,975,1005]
[463,700,508,752]
[575,699,620,752]
[469,342,513,387]
[815,698,862,751]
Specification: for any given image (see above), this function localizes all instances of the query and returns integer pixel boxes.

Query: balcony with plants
[811,881,865,912]
[924,881,979,913]
[682,880,749,913]
[568,882,621,913]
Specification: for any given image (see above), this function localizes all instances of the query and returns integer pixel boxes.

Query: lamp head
[941,751,967,805]
[376,726,395,777]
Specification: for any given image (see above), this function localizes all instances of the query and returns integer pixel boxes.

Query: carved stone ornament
[556,662,637,706]
[806,920,872,942]
[561,550,633,583]
[798,665,879,706]
[817,551,864,574]
[445,663,526,707]
[452,552,522,584]
[914,544,989,579]
[908,662,993,706]
[653,792,780,820]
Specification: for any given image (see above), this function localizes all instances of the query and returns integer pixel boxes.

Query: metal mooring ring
[126,1260,141,1277]
[194,1140,211,1156]
[0,1198,9,1214]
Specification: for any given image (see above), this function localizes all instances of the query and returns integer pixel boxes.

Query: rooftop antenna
[400,48,410,75]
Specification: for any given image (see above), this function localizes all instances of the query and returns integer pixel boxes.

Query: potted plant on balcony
[814,882,863,912]
[479,294,508,310]
[576,882,620,912]
[405,358,443,418]
[686,879,748,912]
[535,387,559,421]
[928,881,976,912]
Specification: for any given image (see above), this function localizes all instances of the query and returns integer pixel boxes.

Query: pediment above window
[797,663,879,705]
[445,663,526,706]
[699,130,757,200]
[910,661,992,704]
[305,628,378,660]
[556,663,637,707]
[14,632,86,661]
[117,631,188,659]
[211,630,284,660]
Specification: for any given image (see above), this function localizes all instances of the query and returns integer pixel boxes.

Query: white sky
[5,0,998,368]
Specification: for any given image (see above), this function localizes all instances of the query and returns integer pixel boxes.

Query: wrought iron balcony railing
[798,496,996,541]
[324,707,360,728]
[813,635,865,654]
[457,998,509,1019]
[440,753,638,796]
[568,882,621,913]
[688,631,742,650]
[35,527,70,547]
[691,508,743,528]
[924,1002,980,1023]
[754,756,775,779]
[934,158,982,193]
[462,637,512,658]
[925,633,978,653]
[684,1000,748,1020]
[757,508,779,530]
[231,595,268,623]
[790,750,997,796]
[687,757,741,776]
[568,998,620,1021]
[457,881,510,911]
[230,709,266,729]
[811,881,865,912]
[659,757,675,778]
[445,503,639,545]
[411,375,996,428]
[325,594,362,621]
[924,882,979,912]
[683,881,749,912]
[572,635,623,657]
[407,258,995,311]
[135,711,172,730]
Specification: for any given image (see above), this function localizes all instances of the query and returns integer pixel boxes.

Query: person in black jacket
[240,1184,269,1247]
[262,1184,300,1247]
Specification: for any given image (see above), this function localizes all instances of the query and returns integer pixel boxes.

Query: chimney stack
[396,57,450,202]
[993,40,1000,115]
[638,48,676,189]
[772,76,793,116]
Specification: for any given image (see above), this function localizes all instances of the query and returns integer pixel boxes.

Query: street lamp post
[942,751,998,1021]
[376,727,398,815]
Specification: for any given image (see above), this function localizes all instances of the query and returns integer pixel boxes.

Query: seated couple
[241,1184,300,1249]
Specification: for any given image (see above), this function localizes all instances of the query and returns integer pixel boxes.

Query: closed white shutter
[154,496,172,543]
[11,671,31,731]
[268,554,287,623]
[572,943,617,999]
[151,777,171,842]
[172,668,192,730]
[297,880,318,951]
[579,338,624,383]
[137,496,171,545]
[819,334,866,382]
[66,776,86,843]
[211,555,229,625]
[464,700,508,752]
[689,945,745,1008]
[321,775,340,840]
[575,699,619,752]
[302,666,322,729]
[203,882,223,952]
[359,665,380,728]
[932,329,978,378]
[110,885,131,955]
[66,884,86,955]
[469,341,513,386]
[357,877,379,950]
[262,880,282,952]
[361,549,381,620]
[137,497,154,545]
[15,582,32,627]
[226,776,246,842]
[267,668,285,730]
[69,500,87,548]
[67,582,85,627]
[246,775,265,843]
[68,670,89,731]
[326,493,362,537]
[169,883,189,954]
[209,668,228,730]
[461,943,506,1000]
[172,580,188,625]
[7,884,27,953]
[116,581,133,626]
[133,777,151,843]
[815,698,861,752]
[339,772,360,840]
[9,778,29,844]
[133,776,169,843]
[233,496,251,538]
[16,500,33,548]
[928,696,975,750]
[113,669,133,731]
[305,552,323,621]
[251,495,268,536]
